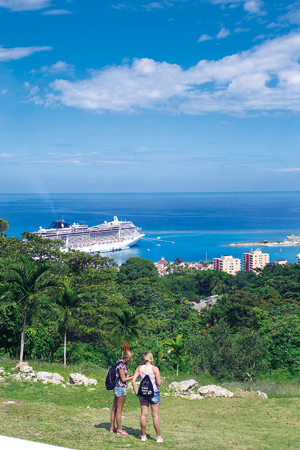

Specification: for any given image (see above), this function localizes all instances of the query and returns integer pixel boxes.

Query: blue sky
[1,0,300,193]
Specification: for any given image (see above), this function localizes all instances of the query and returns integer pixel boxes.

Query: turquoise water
[1,192,300,264]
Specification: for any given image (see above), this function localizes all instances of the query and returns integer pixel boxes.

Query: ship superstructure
[33,216,144,254]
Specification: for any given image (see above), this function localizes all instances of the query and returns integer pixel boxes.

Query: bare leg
[110,396,118,429]
[151,402,161,437]
[140,401,149,435]
[116,395,126,431]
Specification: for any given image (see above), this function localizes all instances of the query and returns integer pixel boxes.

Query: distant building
[274,260,288,266]
[243,248,270,271]
[214,255,241,275]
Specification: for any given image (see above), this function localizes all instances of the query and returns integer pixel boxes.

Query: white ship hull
[61,234,145,254]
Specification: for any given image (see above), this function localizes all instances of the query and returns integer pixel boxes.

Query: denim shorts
[139,391,161,404]
[114,386,126,397]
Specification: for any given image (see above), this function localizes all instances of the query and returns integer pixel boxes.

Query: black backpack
[138,374,154,398]
[105,363,118,390]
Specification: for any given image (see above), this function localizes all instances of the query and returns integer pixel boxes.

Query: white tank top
[139,364,159,392]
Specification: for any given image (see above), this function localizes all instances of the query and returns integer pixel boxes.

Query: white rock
[69,373,97,386]
[169,379,198,392]
[190,394,203,400]
[169,382,179,390]
[198,385,233,398]
[84,378,98,387]
[62,384,66,388]
[163,393,170,396]
[86,406,91,409]
[87,388,96,391]
[3,401,15,404]
[101,407,110,411]
[12,362,29,372]
[0,376,4,382]
[37,372,65,385]
[257,390,268,399]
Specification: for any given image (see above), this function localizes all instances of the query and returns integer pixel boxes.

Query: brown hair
[143,352,154,365]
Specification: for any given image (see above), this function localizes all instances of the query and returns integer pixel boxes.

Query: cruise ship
[32,216,145,254]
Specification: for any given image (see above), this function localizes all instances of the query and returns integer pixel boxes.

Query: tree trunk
[176,363,179,377]
[20,312,27,362]
[64,327,67,369]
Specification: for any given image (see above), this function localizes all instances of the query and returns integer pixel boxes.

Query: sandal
[117,430,128,436]
[110,428,117,433]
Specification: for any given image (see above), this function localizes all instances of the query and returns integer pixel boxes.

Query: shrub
[187,321,269,381]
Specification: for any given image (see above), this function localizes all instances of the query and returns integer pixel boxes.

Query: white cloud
[216,27,230,39]
[33,31,300,116]
[198,34,213,42]
[207,0,263,15]
[0,45,52,62]
[31,61,75,75]
[0,0,51,11]
[0,89,8,94]
[42,9,72,15]
[243,0,262,14]
[279,3,300,25]
[234,27,250,33]
[24,82,44,105]
[0,153,14,157]
[272,168,300,172]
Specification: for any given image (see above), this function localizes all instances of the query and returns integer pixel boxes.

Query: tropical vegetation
[1,218,300,382]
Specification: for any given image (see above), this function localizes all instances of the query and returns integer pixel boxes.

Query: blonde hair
[122,349,133,359]
[143,352,154,365]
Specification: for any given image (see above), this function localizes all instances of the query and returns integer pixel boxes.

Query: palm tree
[55,283,88,368]
[164,334,185,376]
[4,256,58,362]
[209,277,228,295]
[99,305,146,344]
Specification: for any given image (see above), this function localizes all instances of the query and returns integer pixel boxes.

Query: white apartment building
[243,248,270,271]
[214,255,241,275]
[274,260,288,266]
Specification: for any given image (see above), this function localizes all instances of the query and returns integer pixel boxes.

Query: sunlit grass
[1,358,300,449]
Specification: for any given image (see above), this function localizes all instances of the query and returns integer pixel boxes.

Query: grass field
[1,359,300,449]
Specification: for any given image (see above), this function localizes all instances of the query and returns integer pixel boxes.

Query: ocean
[1,192,300,265]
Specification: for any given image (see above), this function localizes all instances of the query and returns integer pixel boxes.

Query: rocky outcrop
[68,373,98,387]
[12,362,30,372]
[189,393,203,400]
[37,372,65,384]
[197,385,233,398]
[169,379,198,392]
[257,390,268,398]
[12,363,36,381]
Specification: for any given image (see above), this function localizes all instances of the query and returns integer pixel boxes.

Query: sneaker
[141,435,147,441]
[156,436,163,443]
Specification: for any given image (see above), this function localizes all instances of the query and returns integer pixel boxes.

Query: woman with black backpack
[110,348,134,435]
[132,352,163,442]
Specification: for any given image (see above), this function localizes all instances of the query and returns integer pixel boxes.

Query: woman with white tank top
[132,352,163,442]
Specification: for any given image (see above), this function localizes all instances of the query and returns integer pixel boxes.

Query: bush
[187,321,269,381]
[54,342,109,367]
[24,325,60,361]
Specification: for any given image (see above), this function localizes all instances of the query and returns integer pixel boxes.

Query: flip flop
[117,430,129,435]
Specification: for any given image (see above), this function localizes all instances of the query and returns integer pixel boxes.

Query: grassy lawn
[1,359,300,449]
